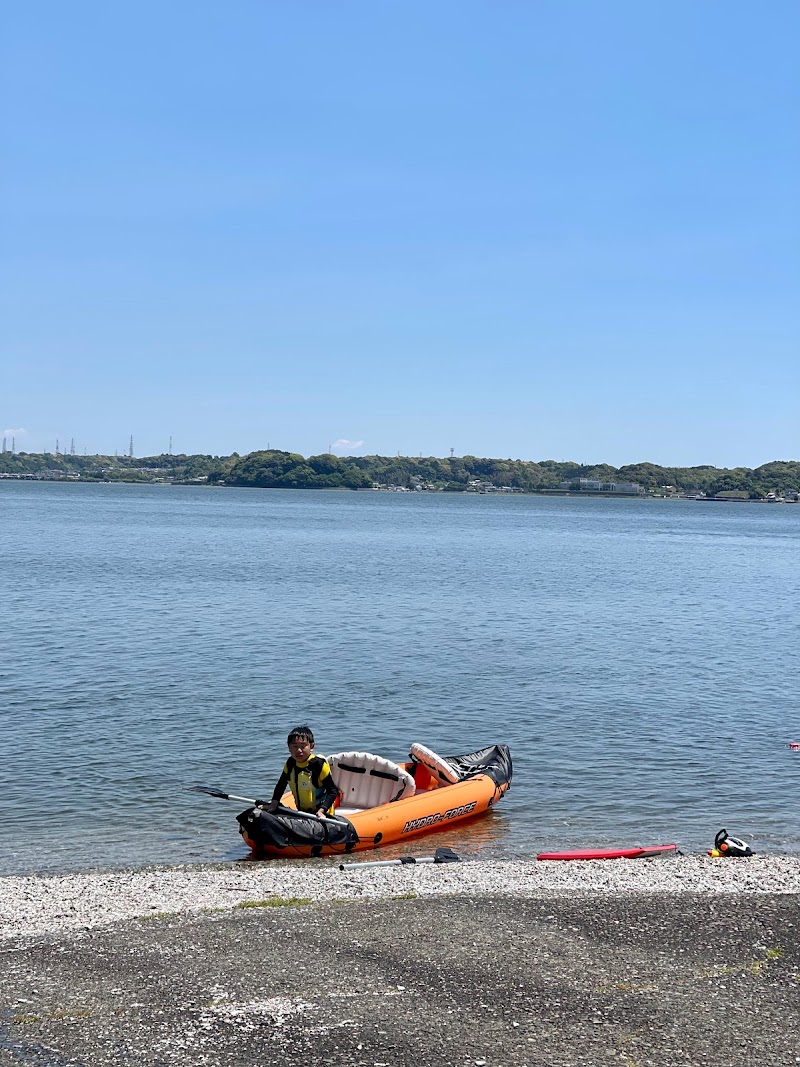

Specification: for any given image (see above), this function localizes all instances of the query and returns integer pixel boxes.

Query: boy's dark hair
[287,725,314,745]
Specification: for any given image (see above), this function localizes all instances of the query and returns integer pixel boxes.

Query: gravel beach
[2,855,800,940]
[2,857,799,1066]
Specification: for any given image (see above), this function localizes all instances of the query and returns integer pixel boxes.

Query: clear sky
[2,2,797,467]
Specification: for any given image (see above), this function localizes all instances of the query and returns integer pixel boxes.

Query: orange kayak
[237,743,512,859]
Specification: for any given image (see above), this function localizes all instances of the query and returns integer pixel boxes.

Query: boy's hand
[315,808,327,819]
[266,800,279,814]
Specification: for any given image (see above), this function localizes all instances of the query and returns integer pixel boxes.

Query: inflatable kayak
[237,743,512,859]
[537,844,677,861]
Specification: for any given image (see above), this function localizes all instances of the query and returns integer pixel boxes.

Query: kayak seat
[328,751,416,813]
[409,742,461,786]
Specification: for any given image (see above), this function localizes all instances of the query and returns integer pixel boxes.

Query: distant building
[558,477,643,494]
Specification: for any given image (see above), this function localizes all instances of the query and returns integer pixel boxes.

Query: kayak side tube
[360,771,505,846]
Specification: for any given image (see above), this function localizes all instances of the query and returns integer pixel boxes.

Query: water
[2,481,798,876]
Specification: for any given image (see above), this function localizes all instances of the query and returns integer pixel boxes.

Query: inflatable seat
[328,751,416,813]
[409,742,461,786]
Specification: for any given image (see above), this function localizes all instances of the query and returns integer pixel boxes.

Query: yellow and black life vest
[283,755,337,814]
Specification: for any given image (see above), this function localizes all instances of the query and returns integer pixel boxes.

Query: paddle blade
[433,847,461,864]
[190,785,227,799]
[190,785,260,805]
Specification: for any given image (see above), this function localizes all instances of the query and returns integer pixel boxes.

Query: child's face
[288,735,313,763]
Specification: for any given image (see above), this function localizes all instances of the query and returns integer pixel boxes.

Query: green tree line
[2,450,799,497]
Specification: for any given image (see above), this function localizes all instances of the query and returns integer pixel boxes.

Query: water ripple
[1,483,799,874]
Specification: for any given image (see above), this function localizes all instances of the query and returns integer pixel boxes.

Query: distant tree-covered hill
[222,452,800,497]
[0,451,237,483]
[1,450,799,498]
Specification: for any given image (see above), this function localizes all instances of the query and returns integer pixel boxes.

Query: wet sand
[1,858,799,1066]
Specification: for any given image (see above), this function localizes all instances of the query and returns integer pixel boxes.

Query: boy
[266,725,339,819]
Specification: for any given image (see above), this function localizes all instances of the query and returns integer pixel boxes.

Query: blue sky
[2,2,797,466]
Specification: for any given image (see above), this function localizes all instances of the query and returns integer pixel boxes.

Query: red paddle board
[537,844,677,861]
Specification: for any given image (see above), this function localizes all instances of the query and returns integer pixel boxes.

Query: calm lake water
[2,481,799,876]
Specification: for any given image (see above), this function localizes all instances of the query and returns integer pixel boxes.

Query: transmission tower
[70,438,75,455]
[129,435,134,458]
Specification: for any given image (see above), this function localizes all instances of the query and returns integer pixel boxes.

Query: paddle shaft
[193,787,342,826]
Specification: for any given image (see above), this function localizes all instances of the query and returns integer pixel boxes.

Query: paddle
[339,846,461,872]
[190,785,343,826]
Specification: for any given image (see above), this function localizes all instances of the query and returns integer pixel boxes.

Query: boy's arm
[266,763,291,812]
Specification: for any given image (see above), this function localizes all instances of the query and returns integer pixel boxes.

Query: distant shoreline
[2,476,799,504]
[2,450,799,500]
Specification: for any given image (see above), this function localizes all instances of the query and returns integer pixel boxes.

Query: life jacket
[285,755,336,814]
